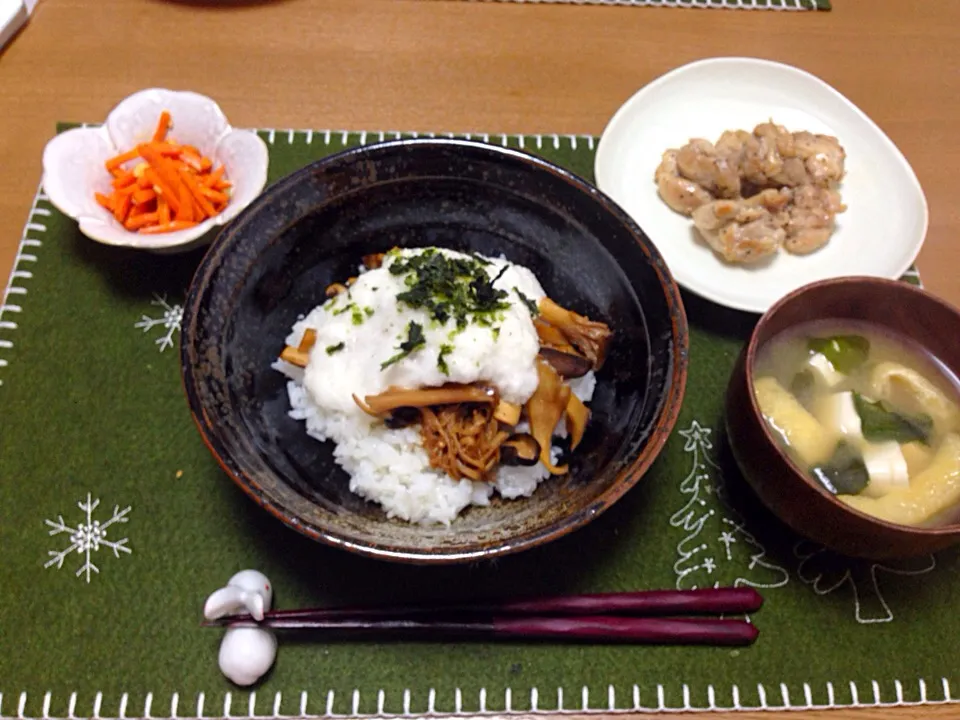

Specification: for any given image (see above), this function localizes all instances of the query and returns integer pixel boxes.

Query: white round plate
[594,57,929,314]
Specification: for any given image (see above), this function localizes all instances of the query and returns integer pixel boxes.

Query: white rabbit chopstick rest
[204,569,278,686]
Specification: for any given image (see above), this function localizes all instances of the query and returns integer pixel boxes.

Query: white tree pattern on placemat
[794,540,937,624]
[135,294,183,352]
[669,420,790,591]
[43,493,132,583]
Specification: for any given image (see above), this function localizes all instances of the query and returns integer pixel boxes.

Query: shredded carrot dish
[93,110,232,234]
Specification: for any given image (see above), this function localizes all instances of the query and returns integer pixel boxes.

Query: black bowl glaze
[181,138,689,563]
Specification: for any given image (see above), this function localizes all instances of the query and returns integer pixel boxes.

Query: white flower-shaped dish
[42,88,269,254]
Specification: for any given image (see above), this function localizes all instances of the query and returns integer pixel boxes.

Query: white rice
[273,247,597,525]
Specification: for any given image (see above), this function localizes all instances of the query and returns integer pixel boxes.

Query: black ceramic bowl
[180,138,688,564]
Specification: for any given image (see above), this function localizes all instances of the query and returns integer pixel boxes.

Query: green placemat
[441,0,831,10]
[0,126,952,720]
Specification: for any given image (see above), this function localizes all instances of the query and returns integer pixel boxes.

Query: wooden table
[0,1,957,719]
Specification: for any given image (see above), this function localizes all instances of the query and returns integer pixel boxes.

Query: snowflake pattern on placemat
[135,294,183,352]
[43,493,132,583]
[669,420,790,591]
[794,541,937,624]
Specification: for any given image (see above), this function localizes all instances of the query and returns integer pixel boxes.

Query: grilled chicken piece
[654,150,713,216]
[675,138,742,199]
[752,122,846,189]
[692,189,792,264]
[782,185,847,255]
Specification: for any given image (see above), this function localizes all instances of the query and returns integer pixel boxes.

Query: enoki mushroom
[419,404,511,481]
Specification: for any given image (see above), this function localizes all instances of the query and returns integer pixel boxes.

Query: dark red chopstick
[202,588,763,646]
[464,587,763,617]
[209,587,762,624]
[212,614,757,646]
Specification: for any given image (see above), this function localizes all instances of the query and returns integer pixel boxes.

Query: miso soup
[753,319,960,528]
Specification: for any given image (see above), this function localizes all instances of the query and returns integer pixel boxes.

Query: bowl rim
[180,136,691,563]
[744,275,960,536]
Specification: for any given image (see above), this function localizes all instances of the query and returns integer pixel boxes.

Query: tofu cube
[813,391,863,440]
[860,441,910,498]
[808,352,844,388]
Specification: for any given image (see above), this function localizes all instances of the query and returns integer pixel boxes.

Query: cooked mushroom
[538,297,612,371]
[279,346,308,368]
[499,433,541,466]
[494,399,522,426]
[420,404,509,481]
[362,252,386,270]
[279,329,318,368]
[565,393,590,451]
[325,282,348,298]
[354,383,497,417]
[524,359,571,475]
[539,347,592,379]
[297,328,317,353]
[384,406,421,429]
[533,317,575,353]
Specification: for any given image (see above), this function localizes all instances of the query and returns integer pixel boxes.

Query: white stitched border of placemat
[0,678,956,720]
[430,0,824,10]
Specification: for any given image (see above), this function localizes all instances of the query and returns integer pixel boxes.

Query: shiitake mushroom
[538,347,592,379]
[384,406,421,429]
[499,433,541,467]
